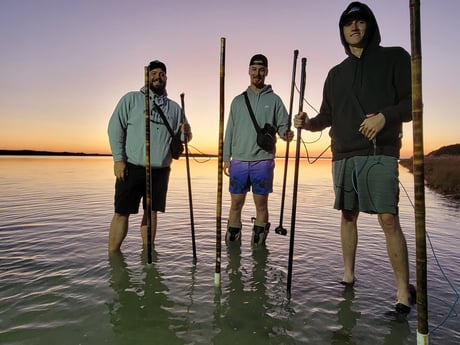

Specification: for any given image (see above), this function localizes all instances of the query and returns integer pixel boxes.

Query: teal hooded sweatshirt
[223,84,289,162]
[108,87,184,168]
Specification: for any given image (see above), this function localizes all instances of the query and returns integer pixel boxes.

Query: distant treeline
[0,150,110,156]
[0,149,215,158]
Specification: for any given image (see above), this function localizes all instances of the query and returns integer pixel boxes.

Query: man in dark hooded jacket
[294,2,415,315]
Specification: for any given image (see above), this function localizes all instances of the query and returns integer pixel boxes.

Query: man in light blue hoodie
[223,54,293,247]
[108,60,191,252]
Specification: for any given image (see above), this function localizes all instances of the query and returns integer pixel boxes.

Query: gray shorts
[332,155,399,214]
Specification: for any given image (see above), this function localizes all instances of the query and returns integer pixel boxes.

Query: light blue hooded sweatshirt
[108,87,184,168]
[223,84,289,162]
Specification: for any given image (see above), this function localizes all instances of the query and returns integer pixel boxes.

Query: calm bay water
[0,156,459,345]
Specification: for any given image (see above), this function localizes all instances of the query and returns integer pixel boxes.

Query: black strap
[243,92,262,134]
[153,102,175,138]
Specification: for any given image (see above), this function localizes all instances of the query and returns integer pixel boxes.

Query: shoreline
[0,149,214,158]
[0,149,111,157]
[3,149,459,199]
[399,155,460,199]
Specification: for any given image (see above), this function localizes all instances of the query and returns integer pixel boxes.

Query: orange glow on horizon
[0,135,444,159]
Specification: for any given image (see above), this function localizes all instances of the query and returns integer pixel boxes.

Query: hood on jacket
[339,2,381,56]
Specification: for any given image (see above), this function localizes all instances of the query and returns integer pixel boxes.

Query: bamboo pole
[215,37,226,287]
[409,0,429,343]
[144,66,153,264]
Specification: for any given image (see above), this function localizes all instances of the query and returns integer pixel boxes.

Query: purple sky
[1,0,458,157]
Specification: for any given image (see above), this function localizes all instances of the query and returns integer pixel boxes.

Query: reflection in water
[213,246,291,344]
[332,286,361,345]
[331,285,412,345]
[108,250,185,345]
[383,319,411,345]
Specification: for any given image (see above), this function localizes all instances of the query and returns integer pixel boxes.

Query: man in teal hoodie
[108,60,191,253]
[223,54,293,247]
[294,2,415,315]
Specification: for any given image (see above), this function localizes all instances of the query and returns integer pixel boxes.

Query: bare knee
[378,214,403,237]
[342,210,358,223]
[378,214,398,229]
[112,213,129,224]
[230,194,246,211]
[254,201,268,212]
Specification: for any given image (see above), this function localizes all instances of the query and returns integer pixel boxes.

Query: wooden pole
[215,37,225,287]
[409,0,429,343]
[287,57,306,299]
[144,66,153,264]
[180,93,197,264]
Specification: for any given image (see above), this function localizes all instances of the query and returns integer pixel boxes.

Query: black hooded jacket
[309,2,412,160]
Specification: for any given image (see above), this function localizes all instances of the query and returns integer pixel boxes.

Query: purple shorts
[229,160,274,195]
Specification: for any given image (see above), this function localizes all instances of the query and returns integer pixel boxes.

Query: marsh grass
[400,155,460,198]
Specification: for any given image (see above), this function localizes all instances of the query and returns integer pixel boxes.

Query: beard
[251,77,264,88]
[150,80,166,94]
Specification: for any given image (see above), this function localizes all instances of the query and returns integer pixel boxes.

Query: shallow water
[0,156,459,345]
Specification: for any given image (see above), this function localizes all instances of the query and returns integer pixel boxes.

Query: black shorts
[114,163,170,214]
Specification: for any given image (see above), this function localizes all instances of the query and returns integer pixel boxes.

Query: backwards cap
[249,54,268,67]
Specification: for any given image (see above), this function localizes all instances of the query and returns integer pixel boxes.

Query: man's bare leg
[379,213,411,307]
[341,210,359,284]
[228,193,246,226]
[252,193,269,246]
[253,193,269,224]
[226,193,246,243]
[141,211,158,246]
[109,213,129,252]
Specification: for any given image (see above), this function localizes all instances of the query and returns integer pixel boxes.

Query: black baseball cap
[340,2,370,26]
[249,54,268,67]
[148,60,167,73]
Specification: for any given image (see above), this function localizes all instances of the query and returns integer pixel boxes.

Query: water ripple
[0,157,459,344]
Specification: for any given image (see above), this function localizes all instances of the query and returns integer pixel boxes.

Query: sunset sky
[1,0,458,158]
